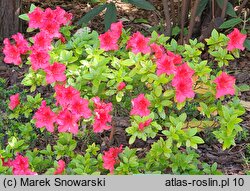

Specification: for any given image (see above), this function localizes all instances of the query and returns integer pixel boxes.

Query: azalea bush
[0,5,247,175]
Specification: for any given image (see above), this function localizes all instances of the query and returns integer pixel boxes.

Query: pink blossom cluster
[130,94,152,131]
[33,85,92,134]
[3,33,29,65]
[9,93,20,110]
[227,28,246,51]
[214,72,235,98]
[92,97,113,133]
[3,7,72,85]
[102,145,123,174]
[2,154,37,175]
[172,63,195,103]
[99,21,123,51]
[138,118,152,131]
[54,160,66,175]
[28,7,72,38]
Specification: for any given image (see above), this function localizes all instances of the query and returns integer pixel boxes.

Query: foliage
[77,0,155,30]
[0,4,247,175]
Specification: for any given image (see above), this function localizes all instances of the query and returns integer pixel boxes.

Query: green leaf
[19,14,29,21]
[191,136,204,144]
[154,85,162,97]
[244,39,250,51]
[104,3,117,31]
[238,84,250,92]
[196,0,208,16]
[216,0,237,17]
[116,91,124,102]
[219,18,243,29]
[129,135,136,144]
[77,4,108,26]
[29,4,36,12]
[125,0,155,10]
[171,26,180,36]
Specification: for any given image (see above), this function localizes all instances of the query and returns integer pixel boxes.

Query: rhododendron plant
[32,31,52,51]
[126,31,151,54]
[130,94,151,117]
[138,118,152,131]
[99,31,119,51]
[227,28,247,51]
[102,145,123,174]
[68,97,92,119]
[56,109,80,134]
[29,49,50,71]
[92,97,112,133]
[214,72,236,98]
[1,5,247,175]
[28,7,44,28]
[9,93,20,110]
[3,39,22,65]
[54,160,66,175]
[44,62,67,84]
[117,82,126,91]
[99,21,123,51]
[156,54,176,76]
[11,33,29,54]
[11,154,37,175]
[33,101,57,132]
[55,85,80,108]
[150,43,165,59]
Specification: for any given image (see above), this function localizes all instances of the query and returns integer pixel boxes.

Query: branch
[187,0,200,41]
[162,0,172,36]
[221,0,228,20]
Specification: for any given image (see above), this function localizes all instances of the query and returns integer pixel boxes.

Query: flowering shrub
[0,5,247,175]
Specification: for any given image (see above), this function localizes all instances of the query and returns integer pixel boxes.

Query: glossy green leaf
[77,4,108,26]
[125,0,155,10]
[219,18,243,29]
[104,3,117,31]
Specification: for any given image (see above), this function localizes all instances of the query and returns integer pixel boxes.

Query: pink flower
[92,97,112,133]
[99,30,119,51]
[110,21,123,38]
[44,62,66,84]
[117,82,126,91]
[214,72,235,98]
[156,54,176,76]
[3,38,22,65]
[28,7,44,29]
[56,109,80,134]
[11,154,37,175]
[33,101,57,132]
[40,21,61,38]
[102,145,123,174]
[54,160,65,175]
[130,94,151,117]
[150,43,165,59]
[11,33,29,54]
[32,31,52,51]
[43,8,57,22]
[138,118,152,131]
[172,63,194,85]
[126,32,151,54]
[9,93,20,110]
[29,49,50,71]
[55,85,80,108]
[68,97,92,119]
[172,77,195,103]
[1,157,12,167]
[167,51,182,65]
[227,28,247,51]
